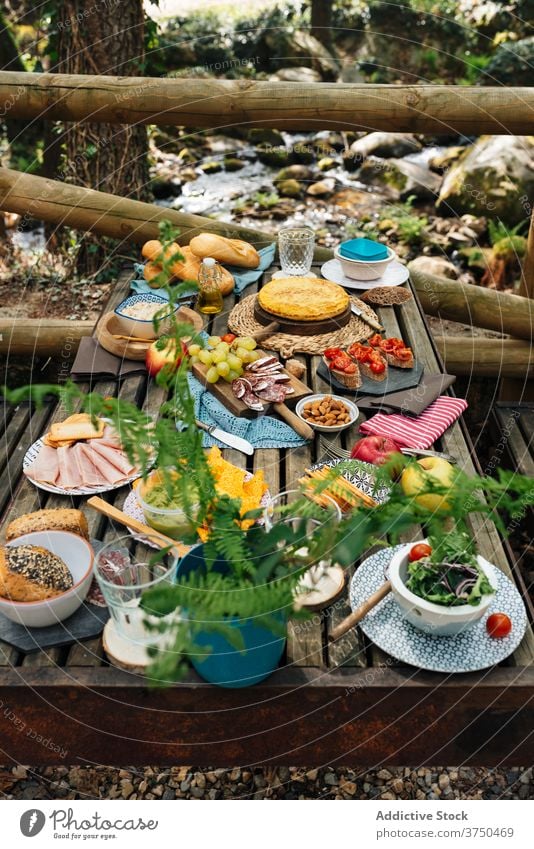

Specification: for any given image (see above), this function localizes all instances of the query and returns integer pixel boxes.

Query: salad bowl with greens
[388,532,496,636]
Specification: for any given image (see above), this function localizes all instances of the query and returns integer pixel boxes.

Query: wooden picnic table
[1,263,533,767]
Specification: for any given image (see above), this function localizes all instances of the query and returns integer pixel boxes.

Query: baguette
[189,233,260,269]
[170,246,234,295]
[6,509,89,541]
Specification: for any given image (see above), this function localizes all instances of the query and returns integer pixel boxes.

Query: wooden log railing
[435,337,533,378]
[1,73,534,134]
[0,71,532,297]
[409,266,534,340]
[0,318,93,356]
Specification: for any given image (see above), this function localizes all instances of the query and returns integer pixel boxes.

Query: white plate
[350,546,528,673]
[122,481,272,548]
[321,258,410,290]
[23,438,143,497]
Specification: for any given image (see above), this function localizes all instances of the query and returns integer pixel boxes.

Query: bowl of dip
[136,470,200,540]
[114,293,179,340]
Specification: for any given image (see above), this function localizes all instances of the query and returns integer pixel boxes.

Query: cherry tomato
[408,543,432,562]
[370,360,385,374]
[486,613,512,638]
[368,334,383,347]
[344,362,357,374]
[221,333,236,344]
[332,356,351,371]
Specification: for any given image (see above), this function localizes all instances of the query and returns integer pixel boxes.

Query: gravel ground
[1,765,533,800]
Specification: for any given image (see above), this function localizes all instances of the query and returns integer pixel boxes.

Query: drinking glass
[95,535,179,646]
[278,226,315,276]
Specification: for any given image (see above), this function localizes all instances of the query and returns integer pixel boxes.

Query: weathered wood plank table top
[1,263,533,767]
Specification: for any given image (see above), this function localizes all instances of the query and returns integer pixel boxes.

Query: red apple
[145,337,186,377]
[351,435,402,466]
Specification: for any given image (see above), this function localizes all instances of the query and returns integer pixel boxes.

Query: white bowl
[1,531,94,627]
[334,245,396,281]
[388,541,495,636]
[114,293,178,340]
[296,394,359,433]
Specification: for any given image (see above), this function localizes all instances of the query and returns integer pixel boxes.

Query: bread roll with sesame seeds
[0,545,73,602]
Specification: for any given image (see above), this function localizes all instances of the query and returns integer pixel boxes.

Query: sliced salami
[232,379,247,399]
[256,383,288,403]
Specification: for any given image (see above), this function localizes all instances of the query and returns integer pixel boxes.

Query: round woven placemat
[228,294,380,358]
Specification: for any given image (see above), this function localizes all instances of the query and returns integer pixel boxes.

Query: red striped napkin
[359,396,468,449]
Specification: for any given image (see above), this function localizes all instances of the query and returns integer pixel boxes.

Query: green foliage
[380,196,428,246]
[252,191,282,209]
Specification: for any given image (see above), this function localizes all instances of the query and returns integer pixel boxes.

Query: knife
[195,420,254,455]
[351,303,384,332]
[400,447,457,464]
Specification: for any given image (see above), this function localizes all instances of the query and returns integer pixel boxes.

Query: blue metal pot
[176,545,287,688]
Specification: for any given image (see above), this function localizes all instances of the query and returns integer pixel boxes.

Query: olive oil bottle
[197,257,223,315]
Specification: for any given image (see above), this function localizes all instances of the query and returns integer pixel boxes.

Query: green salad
[405,531,495,607]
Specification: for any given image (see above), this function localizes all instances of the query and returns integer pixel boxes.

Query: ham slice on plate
[98,425,123,449]
[56,445,84,490]
[88,441,136,476]
[73,443,107,487]
[78,443,130,486]
[26,444,59,485]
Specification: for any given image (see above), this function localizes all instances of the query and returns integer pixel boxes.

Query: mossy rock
[290,143,315,165]
[277,179,303,198]
[248,128,285,146]
[317,157,339,172]
[274,164,314,183]
[224,157,246,172]
[150,179,182,200]
[199,160,223,174]
[255,144,291,168]
[437,135,534,224]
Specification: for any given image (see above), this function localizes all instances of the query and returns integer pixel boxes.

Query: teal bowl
[176,545,286,688]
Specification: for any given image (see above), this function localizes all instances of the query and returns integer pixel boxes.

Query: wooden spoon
[329,580,391,641]
[86,496,190,560]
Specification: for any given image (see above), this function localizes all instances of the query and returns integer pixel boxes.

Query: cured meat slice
[56,445,83,489]
[255,383,288,403]
[74,443,107,487]
[98,424,123,448]
[89,441,135,476]
[78,444,127,486]
[242,390,264,411]
[232,379,247,399]
[26,444,59,485]
[248,356,278,372]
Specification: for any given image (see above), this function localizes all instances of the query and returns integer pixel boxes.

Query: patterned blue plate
[350,545,528,673]
[311,458,391,505]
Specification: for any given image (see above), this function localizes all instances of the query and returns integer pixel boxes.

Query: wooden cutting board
[253,298,352,336]
[192,352,311,417]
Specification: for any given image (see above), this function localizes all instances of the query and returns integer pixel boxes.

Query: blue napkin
[186,374,307,450]
[130,243,276,299]
[339,238,388,261]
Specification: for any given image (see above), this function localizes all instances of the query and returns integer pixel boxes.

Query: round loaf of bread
[0,544,74,602]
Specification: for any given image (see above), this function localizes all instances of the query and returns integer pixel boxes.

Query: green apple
[400,456,456,512]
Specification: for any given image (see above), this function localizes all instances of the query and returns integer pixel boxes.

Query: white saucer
[321,259,409,291]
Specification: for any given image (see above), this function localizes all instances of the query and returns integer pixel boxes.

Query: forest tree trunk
[54,0,149,275]
[310,0,333,50]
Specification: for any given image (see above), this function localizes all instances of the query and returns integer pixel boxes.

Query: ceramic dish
[321,258,409,291]
[114,293,178,340]
[121,482,272,548]
[1,531,94,627]
[334,245,396,281]
[23,438,144,496]
[310,458,391,505]
[350,546,528,673]
[295,394,359,433]
[388,542,495,636]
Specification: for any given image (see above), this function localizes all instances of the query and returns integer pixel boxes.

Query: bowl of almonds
[296,394,359,433]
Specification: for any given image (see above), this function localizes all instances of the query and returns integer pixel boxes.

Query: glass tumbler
[278,226,315,276]
[95,535,179,646]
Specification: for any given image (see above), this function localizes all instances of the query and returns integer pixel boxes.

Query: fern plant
[3,219,534,686]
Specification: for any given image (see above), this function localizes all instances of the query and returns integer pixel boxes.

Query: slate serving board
[0,602,109,653]
[317,359,424,397]
[0,538,109,653]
